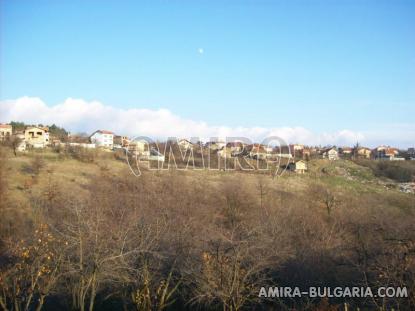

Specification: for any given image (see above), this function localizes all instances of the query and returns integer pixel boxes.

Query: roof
[357,147,371,152]
[226,141,244,147]
[25,126,48,132]
[384,147,398,155]
[321,147,338,153]
[247,144,267,153]
[178,139,193,144]
[91,130,114,135]
[0,124,12,129]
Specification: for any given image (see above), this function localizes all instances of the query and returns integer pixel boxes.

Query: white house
[288,160,307,174]
[90,130,114,148]
[322,148,339,160]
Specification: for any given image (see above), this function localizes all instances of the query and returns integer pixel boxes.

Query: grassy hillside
[1,147,414,310]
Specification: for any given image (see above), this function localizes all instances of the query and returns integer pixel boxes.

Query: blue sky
[1,0,414,146]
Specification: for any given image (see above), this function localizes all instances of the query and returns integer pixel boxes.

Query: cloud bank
[0,97,412,147]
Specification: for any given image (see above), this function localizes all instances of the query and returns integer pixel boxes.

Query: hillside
[1,147,414,310]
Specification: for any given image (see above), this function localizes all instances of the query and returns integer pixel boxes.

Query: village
[1,122,414,175]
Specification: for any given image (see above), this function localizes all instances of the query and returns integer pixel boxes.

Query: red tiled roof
[0,124,12,129]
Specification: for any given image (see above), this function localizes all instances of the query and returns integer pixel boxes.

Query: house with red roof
[90,130,114,149]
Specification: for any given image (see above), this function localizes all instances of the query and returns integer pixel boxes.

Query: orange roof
[0,124,12,129]
[384,148,398,155]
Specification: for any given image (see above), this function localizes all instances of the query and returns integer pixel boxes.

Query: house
[288,160,307,174]
[226,142,245,154]
[289,144,304,157]
[127,139,150,157]
[385,147,399,157]
[322,147,339,160]
[178,139,194,150]
[114,135,129,148]
[246,144,268,159]
[205,141,226,151]
[408,148,415,157]
[24,126,49,148]
[374,146,399,160]
[272,146,293,159]
[90,130,114,149]
[302,148,311,159]
[217,147,233,158]
[374,145,388,152]
[357,147,372,159]
[0,124,12,141]
[264,145,274,153]
[339,147,353,156]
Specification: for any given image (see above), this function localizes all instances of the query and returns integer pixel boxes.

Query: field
[1,147,414,311]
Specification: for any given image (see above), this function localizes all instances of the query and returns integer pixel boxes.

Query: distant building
[128,139,150,157]
[178,139,194,150]
[24,126,49,148]
[90,130,114,148]
[264,145,274,153]
[357,147,372,159]
[289,144,304,157]
[322,147,339,160]
[0,124,12,141]
[273,145,293,159]
[407,148,415,157]
[374,146,399,160]
[114,135,129,148]
[339,147,353,157]
[205,141,226,151]
[226,142,245,155]
[288,160,307,174]
[246,144,268,159]
[217,147,233,158]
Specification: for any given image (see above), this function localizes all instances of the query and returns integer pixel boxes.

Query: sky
[0,0,414,147]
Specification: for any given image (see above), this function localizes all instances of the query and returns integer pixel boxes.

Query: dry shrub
[66,146,97,162]
[2,158,415,310]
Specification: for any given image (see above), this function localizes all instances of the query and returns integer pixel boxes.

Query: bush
[66,145,97,163]
[355,159,415,182]
[376,162,413,182]
[21,155,45,175]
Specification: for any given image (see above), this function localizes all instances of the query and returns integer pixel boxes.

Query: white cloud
[0,96,412,147]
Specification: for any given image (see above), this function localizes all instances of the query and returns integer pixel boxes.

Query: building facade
[90,130,114,148]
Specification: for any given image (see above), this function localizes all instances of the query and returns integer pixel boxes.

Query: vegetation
[0,147,414,310]
[355,159,415,182]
